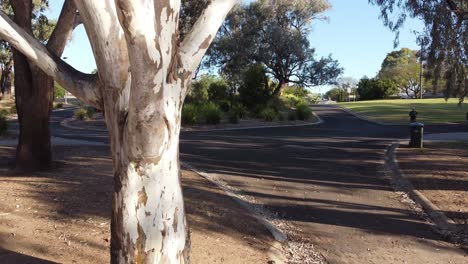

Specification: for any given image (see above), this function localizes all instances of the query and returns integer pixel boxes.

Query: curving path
[180,105,467,264]
[46,105,467,263]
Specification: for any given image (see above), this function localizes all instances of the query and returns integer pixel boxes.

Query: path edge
[181,162,288,264]
[383,143,459,238]
[60,111,324,133]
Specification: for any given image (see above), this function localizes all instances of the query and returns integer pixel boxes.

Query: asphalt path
[36,105,468,263]
[179,105,467,263]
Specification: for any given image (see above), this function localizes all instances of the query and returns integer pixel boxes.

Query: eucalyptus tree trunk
[11,0,79,171]
[0,58,12,98]
[272,79,288,97]
[1,0,237,262]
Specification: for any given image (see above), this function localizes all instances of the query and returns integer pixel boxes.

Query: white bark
[1,0,238,262]
[0,11,102,108]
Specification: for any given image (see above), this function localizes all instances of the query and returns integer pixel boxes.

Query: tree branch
[179,0,238,72]
[0,10,102,108]
[47,0,78,55]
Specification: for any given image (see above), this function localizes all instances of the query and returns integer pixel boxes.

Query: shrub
[231,103,247,119]
[228,111,239,124]
[85,106,96,119]
[281,93,306,108]
[288,111,297,121]
[182,103,199,126]
[9,105,16,114]
[239,64,272,111]
[295,103,312,120]
[53,102,64,109]
[259,107,277,122]
[0,112,8,136]
[74,108,88,120]
[54,82,66,99]
[201,102,222,125]
[208,79,229,103]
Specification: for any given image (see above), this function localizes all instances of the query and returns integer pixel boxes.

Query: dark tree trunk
[11,0,77,171]
[272,80,287,97]
[11,0,51,170]
[1,59,13,99]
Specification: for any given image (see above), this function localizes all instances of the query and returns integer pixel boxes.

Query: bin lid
[409,122,424,127]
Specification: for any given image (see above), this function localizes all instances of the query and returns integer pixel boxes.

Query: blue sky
[46,0,423,90]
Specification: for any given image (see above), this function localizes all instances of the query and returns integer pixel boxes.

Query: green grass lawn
[339,98,467,124]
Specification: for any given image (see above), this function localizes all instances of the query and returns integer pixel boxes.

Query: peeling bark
[1,0,237,262]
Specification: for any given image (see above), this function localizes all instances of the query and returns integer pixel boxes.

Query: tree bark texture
[272,80,287,97]
[1,0,237,262]
[0,59,12,98]
[11,0,79,171]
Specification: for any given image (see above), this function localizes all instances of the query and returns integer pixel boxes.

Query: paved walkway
[181,105,467,264]
[2,104,467,263]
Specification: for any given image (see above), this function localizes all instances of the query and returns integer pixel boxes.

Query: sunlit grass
[339,98,467,124]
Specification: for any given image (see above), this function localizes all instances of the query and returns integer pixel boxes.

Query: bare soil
[397,142,468,241]
[0,145,274,263]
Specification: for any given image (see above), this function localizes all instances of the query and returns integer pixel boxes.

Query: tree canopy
[370,0,467,102]
[378,48,423,98]
[209,0,342,96]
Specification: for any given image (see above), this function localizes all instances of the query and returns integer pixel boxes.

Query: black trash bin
[409,122,424,148]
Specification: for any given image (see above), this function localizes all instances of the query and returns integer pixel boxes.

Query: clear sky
[46,0,423,87]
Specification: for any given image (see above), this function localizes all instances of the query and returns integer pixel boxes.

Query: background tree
[8,0,79,171]
[1,0,237,262]
[378,48,423,98]
[210,0,342,97]
[0,41,12,98]
[325,87,346,102]
[370,0,467,103]
[357,77,398,100]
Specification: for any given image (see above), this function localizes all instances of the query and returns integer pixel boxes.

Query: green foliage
[54,82,66,99]
[200,102,222,124]
[357,77,398,100]
[295,103,312,120]
[9,105,16,114]
[326,87,347,102]
[238,64,272,110]
[258,107,277,122]
[378,48,424,98]
[282,86,310,98]
[182,103,199,126]
[210,0,342,91]
[53,102,63,109]
[281,86,310,107]
[74,106,95,121]
[0,109,8,116]
[182,102,223,125]
[208,78,229,103]
[340,98,467,124]
[371,0,467,102]
[74,108,88,121]
[231,103,247,119]
[307,93,322,104]
[85,106,96,118]
[0,111,7,136]
[189,75,213,102]
[281,93,306,108]
[189,74,231,106]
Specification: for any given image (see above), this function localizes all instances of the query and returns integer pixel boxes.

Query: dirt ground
[0,145,274,264]
[397,142,468,241]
